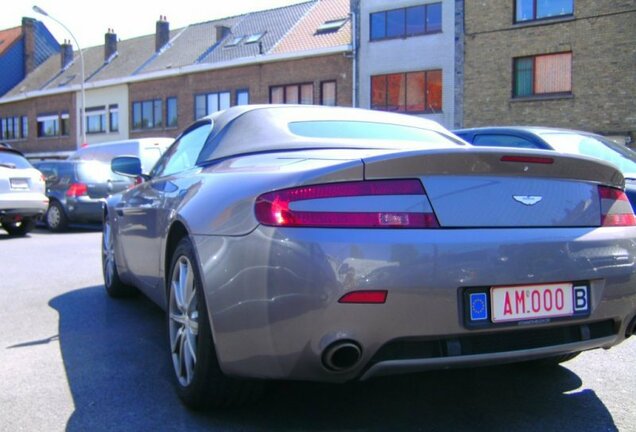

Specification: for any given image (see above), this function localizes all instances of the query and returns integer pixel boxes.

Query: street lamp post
[32,5,86,149]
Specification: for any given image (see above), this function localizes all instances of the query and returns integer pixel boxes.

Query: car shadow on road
[50,286,618,432]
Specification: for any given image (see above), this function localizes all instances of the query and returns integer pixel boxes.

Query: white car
[0,146,48,236]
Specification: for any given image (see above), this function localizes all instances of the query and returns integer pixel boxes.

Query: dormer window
[316,18,347,34]
[244,32,265,44]
[225,36,244,47]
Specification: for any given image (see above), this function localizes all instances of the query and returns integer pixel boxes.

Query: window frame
[370,70,443,114]
[85,106,107,134]
[320,81,337,106]
[132,99,163,130]
[370,3,442,42]
[236,89,250,106]
[512,51,573,98]
[514,0,574,24]
[166,97,178,129]
[109,104,119,132]
[0,116,26,141]
[194,91,231,120]
[269,83,315,105]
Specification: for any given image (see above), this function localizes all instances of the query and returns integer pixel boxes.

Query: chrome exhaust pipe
[322,340,362,372]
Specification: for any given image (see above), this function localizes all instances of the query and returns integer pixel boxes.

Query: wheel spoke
[169,312,187,326]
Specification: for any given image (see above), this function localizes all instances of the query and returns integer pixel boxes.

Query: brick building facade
[463,1,636,144]
[128,53,352,140]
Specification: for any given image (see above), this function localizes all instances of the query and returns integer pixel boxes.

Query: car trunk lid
[363,148,626,228]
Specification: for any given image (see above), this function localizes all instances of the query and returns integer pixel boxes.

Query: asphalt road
[0,228,634,432]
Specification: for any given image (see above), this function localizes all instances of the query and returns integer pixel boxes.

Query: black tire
[45,201,69,232]
[167,237,262,409]
[102,216,136,297]
[3,217,35,236]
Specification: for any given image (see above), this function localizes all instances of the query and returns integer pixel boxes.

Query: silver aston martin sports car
[103,105,636,409]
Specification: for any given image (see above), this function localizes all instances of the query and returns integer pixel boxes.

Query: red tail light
[501,155,554,164]
[599,186,636,226]
[255,180,439,228]
[339,290,388,304]
[66,183,88,198]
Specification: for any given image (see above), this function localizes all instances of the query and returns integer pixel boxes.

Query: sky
[3,0,308,49]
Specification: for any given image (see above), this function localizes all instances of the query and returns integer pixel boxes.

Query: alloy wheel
[102,221,115,288]
[169,256,199,387]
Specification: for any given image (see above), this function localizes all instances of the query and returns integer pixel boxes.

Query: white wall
[76,84,129,145]
[358,0,456,129]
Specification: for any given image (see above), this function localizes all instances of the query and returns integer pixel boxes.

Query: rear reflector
[501,155,554,164]
[599,186,636,226]
[339,291,387,304]
[255,180,439,228]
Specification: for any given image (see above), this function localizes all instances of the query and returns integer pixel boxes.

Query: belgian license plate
[491,283,586,323]
[10,178,29,190]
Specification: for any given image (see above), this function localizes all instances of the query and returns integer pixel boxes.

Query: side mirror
[111,156,142,177]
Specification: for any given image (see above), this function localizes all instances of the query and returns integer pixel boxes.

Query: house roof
[272,0,351,54]
[138,17,242,74]
[0,26,22,56]
[2,0,352,101]
[195,1,316,63]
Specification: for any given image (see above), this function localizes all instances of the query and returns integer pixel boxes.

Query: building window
[194,91,231,120]
[371,70,442,113]
[86,106,107,134]
[270,84,314,104]
[236,89,250,106]
[132,99,162,130]
[370,3,442,41]
[515,0,573,23]
[36,114,60,137]
[513,52,572,97]
[109,105,119,132]
[61,113,70,136]
[21,116,28,138]
[166,97,178,128]
[1,116,24,140]
[321,81,337,106]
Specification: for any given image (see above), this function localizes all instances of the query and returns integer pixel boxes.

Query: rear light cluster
[66,183,88,198]
[598,186,636,226]
[255,180,439,228]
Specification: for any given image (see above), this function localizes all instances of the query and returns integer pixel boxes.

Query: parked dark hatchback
[33,160,133,231]
[454,127,636,209]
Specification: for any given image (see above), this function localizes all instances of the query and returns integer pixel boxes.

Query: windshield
[288,121,464,146]
[0,151,32,169]
[540,133,636,176]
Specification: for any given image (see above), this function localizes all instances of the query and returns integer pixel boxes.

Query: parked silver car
[0,145,48,236]
[103,105,636,409]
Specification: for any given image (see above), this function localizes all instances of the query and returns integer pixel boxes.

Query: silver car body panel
[106,105,636,383]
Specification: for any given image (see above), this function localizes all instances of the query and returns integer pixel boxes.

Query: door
[115,121,213,299]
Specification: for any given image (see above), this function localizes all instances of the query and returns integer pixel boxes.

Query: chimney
[155,15,169,52]
[60,40,74,70]
[215,25,231,41]
[105,28,117,61]
[22,17,36,74]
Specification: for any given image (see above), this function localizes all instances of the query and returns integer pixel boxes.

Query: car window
[151,123,212,177]
[541,133,636,175]
[0,151,32,169]
[472,134,541,149]
[288,121,463,146]
[77,161,131,183]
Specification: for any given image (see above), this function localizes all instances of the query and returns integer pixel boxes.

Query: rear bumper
[0,193,49,219]
[193,226,636,382]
